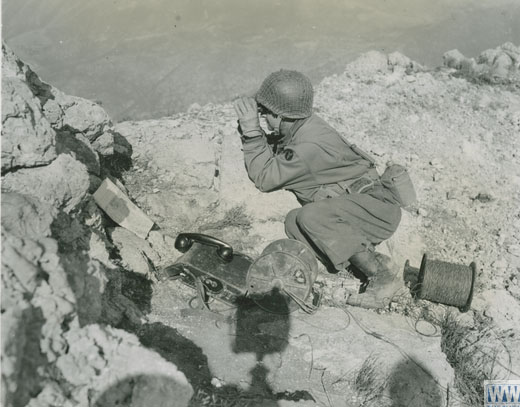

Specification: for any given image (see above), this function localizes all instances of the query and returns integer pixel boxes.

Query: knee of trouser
[284,208,301,237]
[295,204,322,232]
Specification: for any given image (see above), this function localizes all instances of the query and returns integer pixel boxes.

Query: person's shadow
[232,288,307,405]
[387,358,443,407]
[92,286,313,406]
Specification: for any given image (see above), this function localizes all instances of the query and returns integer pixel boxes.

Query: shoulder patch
[284,149,294,161]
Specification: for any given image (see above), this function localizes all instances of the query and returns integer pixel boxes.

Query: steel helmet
[256,70,314,119]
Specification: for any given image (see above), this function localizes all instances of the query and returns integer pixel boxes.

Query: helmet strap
[279,118,297,137]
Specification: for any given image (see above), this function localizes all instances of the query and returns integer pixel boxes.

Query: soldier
[234,69,403,308]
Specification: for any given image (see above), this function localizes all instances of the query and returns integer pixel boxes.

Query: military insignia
[284,149,294,161]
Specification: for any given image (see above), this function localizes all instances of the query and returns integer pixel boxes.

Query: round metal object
[202,277,224,294]
[247,239,318,313]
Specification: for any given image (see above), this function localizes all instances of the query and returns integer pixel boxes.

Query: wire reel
[404,253,476,312]
[247,239,319,313]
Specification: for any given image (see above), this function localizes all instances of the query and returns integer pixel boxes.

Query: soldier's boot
[345,251,403,310]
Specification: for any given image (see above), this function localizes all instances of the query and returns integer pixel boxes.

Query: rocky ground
[2,42,519,407]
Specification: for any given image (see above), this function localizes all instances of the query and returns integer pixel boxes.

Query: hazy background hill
[3,0,520,121]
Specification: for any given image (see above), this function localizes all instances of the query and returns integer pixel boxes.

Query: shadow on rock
[136,322,212,390]
[135,320,282,406]
[50,202,151,328]
[133,291,314,406]
[231,290,315,405]
[93,374,190,407]
[119,271,153,314]
[387,358,444,407]
[55,130,101,177]
[233,290,291,360]
[47,201,312,405]
[51,211,105,326]
[9,308,47,407]
[99,132,133,179]
[25,67,55,105]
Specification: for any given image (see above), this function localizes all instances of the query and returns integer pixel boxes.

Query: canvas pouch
[381,163,417,208]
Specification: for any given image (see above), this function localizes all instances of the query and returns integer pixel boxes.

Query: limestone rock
[1,300,46,407]
[60,254,109,326]
[3,43,113,145]
[388,51,423,73]
[55,325,193,407]
[479,42,519,71]
[56,131,100,175]
[25,382,74,407]
[42,98,65,128]
[491,53,515,79]
[345,50,389,78]
[147,230,176,264]
[83,197,109,233]
[48,205,113,326]
[1,76,57,173]
[1,192,56,238]
[444,43,520,82]
[57,94,112,142]
[92,130,133,157]
[109,227,161,275]
[388,52,412,68]
[2,42,26,78]
[443,49,466,69]
[2,42,59,112]
[479,48,501,66]
[91,131,115,155]
[82,198,116,268]
[2,154,90,213]
[88,232,115,269]
[1,228,76,406]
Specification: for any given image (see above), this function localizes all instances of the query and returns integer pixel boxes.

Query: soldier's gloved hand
[233,97,261,137]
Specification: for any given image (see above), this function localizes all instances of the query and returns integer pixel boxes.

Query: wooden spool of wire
[404,254,476,312]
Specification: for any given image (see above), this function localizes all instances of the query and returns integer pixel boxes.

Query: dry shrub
[352,355,387,407]
[200,205,252,231]
[441,312,498,406]
[189,387,271,407]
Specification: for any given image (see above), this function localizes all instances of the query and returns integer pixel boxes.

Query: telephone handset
[175,233,234,262]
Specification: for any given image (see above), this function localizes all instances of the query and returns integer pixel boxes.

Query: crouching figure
[234,69,405,309]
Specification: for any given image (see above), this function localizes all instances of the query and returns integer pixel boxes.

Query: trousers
[284,193,401,271]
